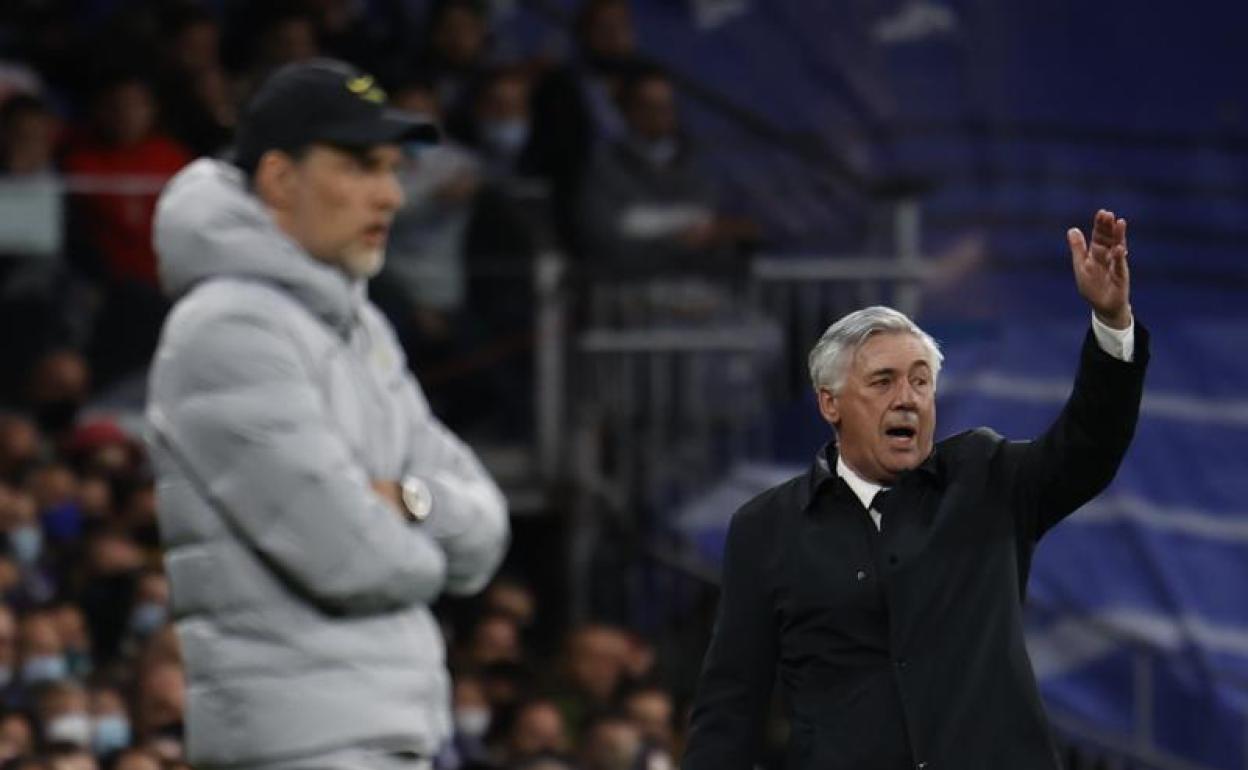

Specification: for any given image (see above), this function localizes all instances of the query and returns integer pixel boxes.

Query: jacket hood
[153,158,361,332]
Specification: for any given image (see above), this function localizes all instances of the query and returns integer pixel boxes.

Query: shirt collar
[836,454,886,512]
[800,438,945,512]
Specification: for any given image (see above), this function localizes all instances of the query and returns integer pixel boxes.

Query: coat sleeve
[682,504,776,770]
[1006,323,1150,540]
[400,377,510,596]
[147,309,448,615]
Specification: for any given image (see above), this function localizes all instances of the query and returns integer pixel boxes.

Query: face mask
[454,706,491,738]
[130,602,168,637]
[92,714,132,755]
[67,647,93,678]
[46,712,92,747]
[482,118,530,157]
[21,653,67,684]
[9,525,42,564]
[631,135,679,168]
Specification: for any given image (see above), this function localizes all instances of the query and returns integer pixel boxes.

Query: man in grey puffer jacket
[145,59,510,770]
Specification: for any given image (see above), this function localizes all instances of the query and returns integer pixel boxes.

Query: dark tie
[870,489,892,514]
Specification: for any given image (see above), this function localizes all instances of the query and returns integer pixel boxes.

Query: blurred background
[0,0,1244,768]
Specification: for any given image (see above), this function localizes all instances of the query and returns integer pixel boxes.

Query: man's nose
[893,380,918,408]
[376,173,404,212]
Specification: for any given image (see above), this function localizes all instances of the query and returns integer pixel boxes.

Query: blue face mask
[130,602,168,638]
[92,714,132,755]
[22,653,68,684]
[482,118,531,157]
[8,525,42,565]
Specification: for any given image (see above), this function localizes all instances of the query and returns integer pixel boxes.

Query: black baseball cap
[233,58,439,173]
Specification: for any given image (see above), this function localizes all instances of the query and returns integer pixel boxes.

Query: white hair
[808,305,943,393]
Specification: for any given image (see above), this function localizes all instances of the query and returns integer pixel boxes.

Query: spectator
[0,605,19,700]
[44,742,96,770]
[108,749,160,770]
[464,612,523,669]
[77,528,145,666]
[511,756,575,770]
[160,6,221,74]
[47,605,89,680]
[156,8,234,158]
[577,66,753,281]
[61,72,191,390]
[18,610,68,689]
[251,4,321,76]
[504,699,570,766]
[86,683,129,757]
[4,485,46,571]
[450,672,492,766]
[24,351,90,442]
[0,706,36,758]
[377,76,481,371]
[62,73,192,289]
[621,684,675,757]
[0,96,79,404]
[35,680,91,748]
[0,417,40,484]
[561,624,629,709]
[481,577,536,631]
[458,67,534,181]
[124,571,167,644]
[307,0,390,73]
[419,0,491,120]
[0,95,57,176]
[528,0,640,231]
[579,712,642,770]
[132,661,182,752]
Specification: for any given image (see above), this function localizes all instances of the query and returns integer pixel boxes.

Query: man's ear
[817,387,840,427]
[253,150,295,210]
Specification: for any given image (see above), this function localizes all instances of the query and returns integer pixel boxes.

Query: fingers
[1110,242,1130,282]
[1067,227,1088,267]
[1090,209,1117,257]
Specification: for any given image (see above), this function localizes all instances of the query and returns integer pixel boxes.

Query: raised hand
[1068,209,1132,329]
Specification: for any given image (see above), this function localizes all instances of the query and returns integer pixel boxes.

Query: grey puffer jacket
[146,159,509,768]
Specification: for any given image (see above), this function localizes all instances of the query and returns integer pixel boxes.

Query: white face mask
[92,713,132,755]
[630,134,679,168]
[22,653,67,684]
[9,524,42,564]
[454,706,491,738]
[46,712,93,747]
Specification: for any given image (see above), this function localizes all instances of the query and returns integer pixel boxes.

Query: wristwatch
[399,475,433,523]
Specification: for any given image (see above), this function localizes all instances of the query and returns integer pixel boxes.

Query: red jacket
[63,134,192,286]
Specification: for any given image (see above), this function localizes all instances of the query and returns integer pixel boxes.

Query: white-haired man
[684,210,1148,770]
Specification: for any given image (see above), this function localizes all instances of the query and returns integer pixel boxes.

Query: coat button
[896,658,909,670]
[888,554,899,566]
[916,762,929,769]
[855,569,868,581]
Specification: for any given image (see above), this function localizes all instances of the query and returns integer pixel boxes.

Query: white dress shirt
[837,314,1135,530]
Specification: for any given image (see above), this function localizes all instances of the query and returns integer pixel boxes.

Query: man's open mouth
[885,427,917,439]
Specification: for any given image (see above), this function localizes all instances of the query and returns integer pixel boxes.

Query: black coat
[682,326,1150,770]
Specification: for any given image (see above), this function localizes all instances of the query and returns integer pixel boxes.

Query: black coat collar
[800,437,946,512]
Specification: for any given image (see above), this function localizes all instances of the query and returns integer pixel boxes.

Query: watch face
[401,477,432,522]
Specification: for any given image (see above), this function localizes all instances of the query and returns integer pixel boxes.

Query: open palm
[1068,209,1132,328]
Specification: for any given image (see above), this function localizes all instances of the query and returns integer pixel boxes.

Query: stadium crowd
[0,0,724,767]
